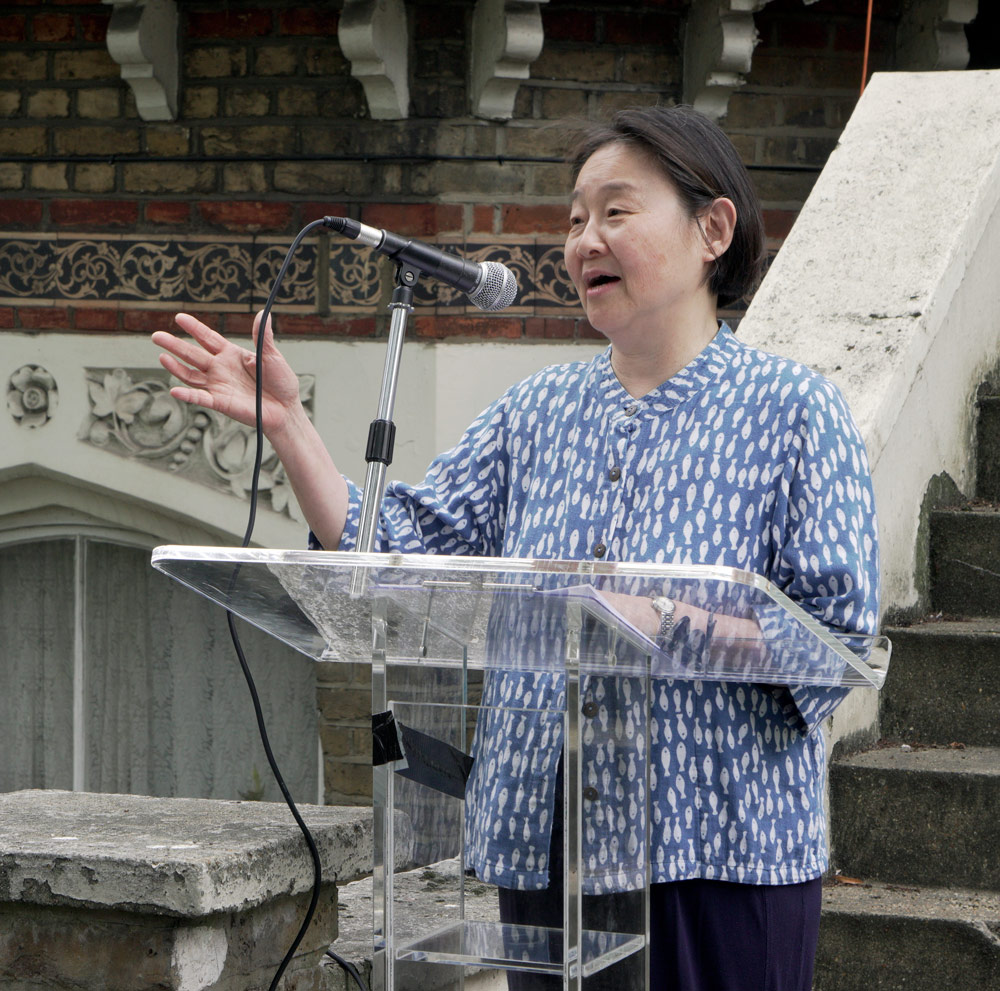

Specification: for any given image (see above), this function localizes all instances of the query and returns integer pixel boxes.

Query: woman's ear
[699,197,737,260]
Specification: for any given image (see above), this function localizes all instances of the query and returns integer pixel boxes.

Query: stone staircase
[814,389,1000,989]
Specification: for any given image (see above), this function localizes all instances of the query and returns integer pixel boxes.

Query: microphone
[323,216,518,312]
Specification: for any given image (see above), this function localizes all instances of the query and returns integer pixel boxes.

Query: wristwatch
[650,596,676,648]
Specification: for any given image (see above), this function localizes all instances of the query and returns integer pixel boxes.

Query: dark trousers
[498,768,821,991]
[499,877,822,991]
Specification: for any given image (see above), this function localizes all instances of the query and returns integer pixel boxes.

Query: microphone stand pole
[351,262,420,594]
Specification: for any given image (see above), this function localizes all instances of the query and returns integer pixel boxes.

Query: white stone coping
[0,789,407,918]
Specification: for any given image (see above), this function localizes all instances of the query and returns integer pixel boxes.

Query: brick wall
[0,0,903,804]
[0,0,890,344]
[728,0,901,254]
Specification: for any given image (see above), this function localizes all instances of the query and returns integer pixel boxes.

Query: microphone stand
[351,261,420,594]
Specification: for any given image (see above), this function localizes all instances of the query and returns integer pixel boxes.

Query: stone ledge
[0,790,400,918]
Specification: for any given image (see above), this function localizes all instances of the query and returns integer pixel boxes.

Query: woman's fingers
[169,384,220,411]
[157,350,207,388]
[174,311,229,355]
[151,330,216,373]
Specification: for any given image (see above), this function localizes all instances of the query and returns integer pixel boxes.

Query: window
[0,535,318,803]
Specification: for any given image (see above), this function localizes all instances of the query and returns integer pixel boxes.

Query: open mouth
[586,274,620,289]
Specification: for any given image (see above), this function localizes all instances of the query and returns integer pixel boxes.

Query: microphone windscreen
[469,262,518,312]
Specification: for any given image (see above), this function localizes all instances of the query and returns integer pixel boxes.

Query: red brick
[50,199,138,227]
[80,13,111,44]
[146,201,191,225]
[187,9,272,39]
[300,202,348,225]
[543,10,596,43]
[604,12,673,46]
[73,307,120,331]
[763,209,798,240]
[275,314,377,337]
[414,5,464,39]
[525,317,575,340]
[33,13,74,42]
[413,315,522,340]
[277,8,338,36]
[0,15,27,42]
[0,199,43,226]
[198,201,294,232]
[472,205,494,233]
[833,21,864,53]
[501,204,568,234]
[221,312,256,337]
[19,306,71,330]
[123,309,181,333]
[776,19,830,51]
[360,203,463,236]
[0,307,14,328]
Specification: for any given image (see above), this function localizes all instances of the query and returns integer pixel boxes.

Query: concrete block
[0,790,411,991]
[0,790,380,915]
[930,507,1000,616]
[816,880,1000,991]
[881,620,1000,747]
[739,70,1000,629]
[830,746,1000,889]
[975,396,1000,501]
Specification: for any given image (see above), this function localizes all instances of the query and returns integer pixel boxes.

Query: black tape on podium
[371,710,473,801]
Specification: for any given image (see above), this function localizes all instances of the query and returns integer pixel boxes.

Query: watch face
[652,596,675,618]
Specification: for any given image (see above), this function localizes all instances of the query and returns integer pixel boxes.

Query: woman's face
[565,141,713,343]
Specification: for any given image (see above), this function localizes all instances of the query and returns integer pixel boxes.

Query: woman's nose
[574,219,605,256]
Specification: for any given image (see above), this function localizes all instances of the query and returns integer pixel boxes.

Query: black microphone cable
[227,217,331,991]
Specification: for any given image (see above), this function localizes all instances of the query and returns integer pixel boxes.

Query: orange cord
[860,0,874,95]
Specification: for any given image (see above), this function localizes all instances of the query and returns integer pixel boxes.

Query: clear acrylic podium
[151,546,889,991]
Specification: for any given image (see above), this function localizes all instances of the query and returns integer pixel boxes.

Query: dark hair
[570,105,766,308]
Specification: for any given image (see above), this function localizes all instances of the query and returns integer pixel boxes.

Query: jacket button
[608,466,621,481]
[583,787,599,802]
[582,701,598,718]
[593,542,606,558]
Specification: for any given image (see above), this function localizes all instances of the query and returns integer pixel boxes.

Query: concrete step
[881,620,1000,748]
[815,880,1000,991]
[830,746,1000,890]
[929,505,1000,616]
[975,395,1000,501]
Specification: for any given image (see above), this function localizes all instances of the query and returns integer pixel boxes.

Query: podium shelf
[395,920,645,980]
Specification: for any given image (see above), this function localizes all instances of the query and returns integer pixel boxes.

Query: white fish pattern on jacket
[333,326,879,893]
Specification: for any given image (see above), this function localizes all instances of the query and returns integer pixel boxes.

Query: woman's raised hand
[152,310,350,549]
[152,311,302,439]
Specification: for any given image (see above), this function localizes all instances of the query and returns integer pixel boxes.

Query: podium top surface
[151,546,888,689]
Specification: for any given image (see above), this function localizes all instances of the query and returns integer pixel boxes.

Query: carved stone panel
[79,367,314,521]
[7,365,58,429]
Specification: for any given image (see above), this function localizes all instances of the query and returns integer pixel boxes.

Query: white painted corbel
[897,0,978,71]
[471,0,549,121]
[338,0,409,120]
[683,0,772,121]
[102,0,179,122]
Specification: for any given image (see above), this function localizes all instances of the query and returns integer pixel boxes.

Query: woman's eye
[569,215,584,227]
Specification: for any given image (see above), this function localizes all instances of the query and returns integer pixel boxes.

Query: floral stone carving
[7,364,58,428]
[79,368,314,521]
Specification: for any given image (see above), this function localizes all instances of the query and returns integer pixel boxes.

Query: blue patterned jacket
[335,326,880,892]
